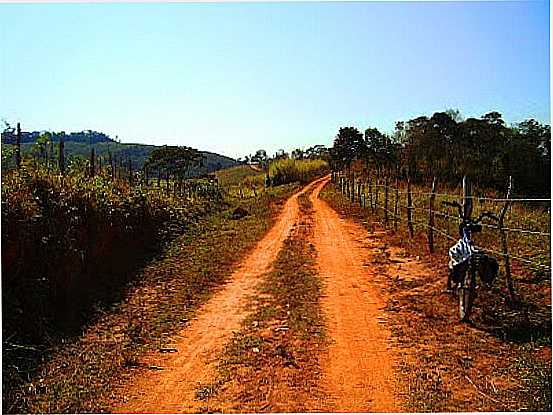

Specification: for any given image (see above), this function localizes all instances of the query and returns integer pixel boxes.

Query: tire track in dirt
[310,177,399,412]
[113,180,323,414]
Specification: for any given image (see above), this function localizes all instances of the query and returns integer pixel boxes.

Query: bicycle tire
[459,265,476,321]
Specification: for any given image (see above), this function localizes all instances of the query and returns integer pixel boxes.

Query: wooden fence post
[407,177,414,238]
[108,152,114,180]
[49,135,54,170]
[394,176,399,232]
[498,176,516,303]
[15,122,21,169]
[90,147,95,177]
[428,177,437,253]
[384,176,389,226]
[374,179,380,215]
[128,158,133,185]
[58,133,65,174]
[368,178,373,213]
[345,177,348,198]
[462,176,473,220]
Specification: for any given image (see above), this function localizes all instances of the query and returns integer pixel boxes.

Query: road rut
[311,177,398,412]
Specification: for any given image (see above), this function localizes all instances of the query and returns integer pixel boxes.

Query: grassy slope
[320,180,551,412]
[15,174,297,413]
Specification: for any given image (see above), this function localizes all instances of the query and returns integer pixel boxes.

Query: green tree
[331,127,364,171]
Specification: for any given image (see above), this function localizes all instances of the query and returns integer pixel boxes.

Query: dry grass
[216,164,266,198]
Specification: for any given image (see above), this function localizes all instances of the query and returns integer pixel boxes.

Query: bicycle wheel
[459,265,476,321]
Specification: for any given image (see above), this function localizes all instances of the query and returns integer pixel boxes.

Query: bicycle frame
[443,201,499,321]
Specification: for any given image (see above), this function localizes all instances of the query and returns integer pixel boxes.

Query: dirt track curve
[115,176,398,413]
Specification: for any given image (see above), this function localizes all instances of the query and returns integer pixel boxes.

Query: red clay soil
[113,180,322,414]
[310,177,400,412]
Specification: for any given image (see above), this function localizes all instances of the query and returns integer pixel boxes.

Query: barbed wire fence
[331,171,551,301]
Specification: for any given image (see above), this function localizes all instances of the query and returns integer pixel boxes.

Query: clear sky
[1,1,550,159]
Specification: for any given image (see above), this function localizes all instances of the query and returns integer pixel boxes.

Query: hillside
[12,140,238,175]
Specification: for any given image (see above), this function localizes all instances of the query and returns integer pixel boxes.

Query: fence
[331,171,551,300]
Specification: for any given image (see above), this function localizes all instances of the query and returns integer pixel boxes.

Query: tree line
[330,110,550,197]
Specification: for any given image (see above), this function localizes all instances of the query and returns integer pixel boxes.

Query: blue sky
[1,1,550,158]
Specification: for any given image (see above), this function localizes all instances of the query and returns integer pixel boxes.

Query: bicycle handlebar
[441,200,499,224]
[475,211,500,223]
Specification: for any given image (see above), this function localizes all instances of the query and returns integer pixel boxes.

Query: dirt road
[114,181,321,413]
[114,177,399,413]
[310,178,398,412]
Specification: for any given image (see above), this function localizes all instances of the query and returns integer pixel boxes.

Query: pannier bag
[477,254,499,285]
[448,254,499,286]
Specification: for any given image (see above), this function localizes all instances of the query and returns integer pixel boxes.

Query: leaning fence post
[407,177,414,238]
[428,177,437,253]
[498,176,516,303]
[394,176,399,232]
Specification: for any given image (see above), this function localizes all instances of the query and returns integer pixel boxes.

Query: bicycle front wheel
[459,267,476,322]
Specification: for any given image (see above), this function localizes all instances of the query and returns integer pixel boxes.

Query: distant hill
[2,130,238,175]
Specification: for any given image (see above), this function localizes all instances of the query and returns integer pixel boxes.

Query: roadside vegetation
[3,157,299,413]
[268,158,329,186]
[1,160,223,412]
[195,190,327,413]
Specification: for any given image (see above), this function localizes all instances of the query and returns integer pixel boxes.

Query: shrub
[1,164,222,397]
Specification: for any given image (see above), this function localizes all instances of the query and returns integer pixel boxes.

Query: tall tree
[331,127,364,171]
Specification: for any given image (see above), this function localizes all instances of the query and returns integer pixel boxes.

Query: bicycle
[442,200,500,322]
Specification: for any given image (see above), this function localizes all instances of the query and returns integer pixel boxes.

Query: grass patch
[216,164,266,198]
[196,189,327,413]
[12,184,298,414]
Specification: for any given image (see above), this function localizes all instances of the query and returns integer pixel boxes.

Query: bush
[269,159,328,185]
[1,164,222,396]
